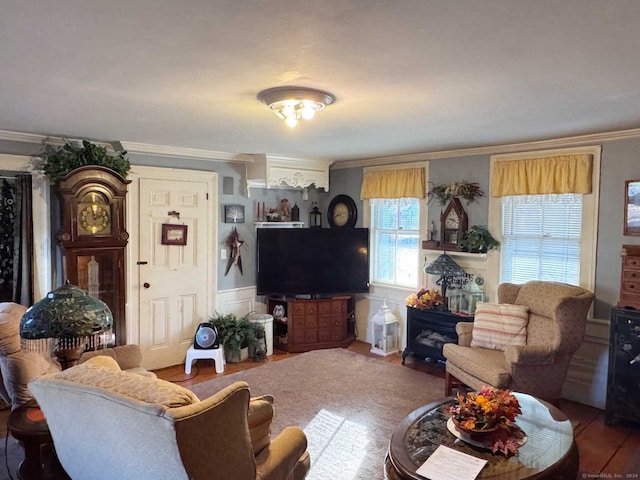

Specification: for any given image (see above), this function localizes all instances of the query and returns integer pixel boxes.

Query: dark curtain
[12,174,33,306]
[0,179,15,301]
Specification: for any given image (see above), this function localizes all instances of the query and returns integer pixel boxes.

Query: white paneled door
[134,173,215,370]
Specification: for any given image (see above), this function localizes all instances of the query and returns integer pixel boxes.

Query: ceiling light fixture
[257,86,336,128]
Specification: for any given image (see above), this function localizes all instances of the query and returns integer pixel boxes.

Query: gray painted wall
[333,137,640,320]
[2,135,639,318]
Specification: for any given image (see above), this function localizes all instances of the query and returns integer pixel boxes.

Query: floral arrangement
[405,288,443,310]
[447,386,524,456]
[266,208,281,221]
[427,181,485,206]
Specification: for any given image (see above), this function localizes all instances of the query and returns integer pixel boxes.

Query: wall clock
[55,165,131,345]
[440,198,468,249]
[328,194,358,228]
[224,204,245,223]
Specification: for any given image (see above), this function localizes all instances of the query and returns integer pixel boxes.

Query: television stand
[267,295,355,353]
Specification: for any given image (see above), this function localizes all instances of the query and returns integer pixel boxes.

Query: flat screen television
[257,228,370,296]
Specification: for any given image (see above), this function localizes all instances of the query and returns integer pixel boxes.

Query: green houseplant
[209,312,258,363]
[459,225,500,253]
[35,139,131,182]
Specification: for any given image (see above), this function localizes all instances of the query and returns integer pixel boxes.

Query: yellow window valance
[360,168,425,199]
[490,154,593,197]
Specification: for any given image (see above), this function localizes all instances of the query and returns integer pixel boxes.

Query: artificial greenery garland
[427,181,484,205]
[35,139,131,182]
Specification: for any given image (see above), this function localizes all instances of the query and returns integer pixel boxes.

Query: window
[500,194,582,285]
[370,198,420,287]
[487,146,600,296]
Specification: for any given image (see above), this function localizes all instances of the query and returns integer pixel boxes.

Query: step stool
[185,345,225,374]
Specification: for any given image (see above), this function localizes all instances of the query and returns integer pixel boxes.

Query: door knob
[143,282,150,288]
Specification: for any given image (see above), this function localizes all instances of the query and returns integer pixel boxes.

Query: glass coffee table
[385,393,578,480]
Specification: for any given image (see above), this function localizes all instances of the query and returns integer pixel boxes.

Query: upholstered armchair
[0,302,61,409]
[442,281,594,403]
[30,356,310,480]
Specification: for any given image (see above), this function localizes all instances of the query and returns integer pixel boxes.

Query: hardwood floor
[155,340,639,476]
[1,341,635,476]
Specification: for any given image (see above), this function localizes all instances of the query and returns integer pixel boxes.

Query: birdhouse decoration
[369,300,399,356]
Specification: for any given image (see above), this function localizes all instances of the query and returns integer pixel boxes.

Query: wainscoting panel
[217,287,260,317]
[561,317,610,409]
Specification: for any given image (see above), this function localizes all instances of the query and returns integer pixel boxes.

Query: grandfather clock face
[77,192,112,236]
[440,198,468,248]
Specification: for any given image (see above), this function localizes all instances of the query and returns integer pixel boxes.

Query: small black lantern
[309,202,322,228]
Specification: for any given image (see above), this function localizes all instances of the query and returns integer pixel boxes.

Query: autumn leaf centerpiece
[448,386,526,456]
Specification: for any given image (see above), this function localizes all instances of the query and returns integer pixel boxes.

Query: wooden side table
[8,405,69,480]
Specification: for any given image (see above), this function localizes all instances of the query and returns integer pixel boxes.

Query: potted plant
[34,139,131,182]
[459,225,500,253]
[209,312,258,363]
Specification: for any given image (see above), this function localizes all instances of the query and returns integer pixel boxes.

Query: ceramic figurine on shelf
[280,199,291,220]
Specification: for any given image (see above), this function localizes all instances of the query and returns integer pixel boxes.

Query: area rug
[190,348,445,480]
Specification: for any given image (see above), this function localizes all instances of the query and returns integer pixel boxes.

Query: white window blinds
[370,198,420,287]
[500,194,582,285]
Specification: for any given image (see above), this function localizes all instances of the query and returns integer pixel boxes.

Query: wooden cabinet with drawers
[267,296,355,353]
[619,245,640,310]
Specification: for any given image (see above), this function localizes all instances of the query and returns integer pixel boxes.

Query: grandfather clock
[56,166,131,346]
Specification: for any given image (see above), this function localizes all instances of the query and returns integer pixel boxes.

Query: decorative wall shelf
[246,154,333,195]
[254,222,305,228]
[423,249,487,261]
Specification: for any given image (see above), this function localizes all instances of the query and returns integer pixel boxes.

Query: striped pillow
[470,302,529,350]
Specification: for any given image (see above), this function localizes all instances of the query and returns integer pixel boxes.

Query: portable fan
[193,323,219,349]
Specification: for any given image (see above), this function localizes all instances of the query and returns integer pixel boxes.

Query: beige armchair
[30,356,310,480]
[0,302,60,409]
[442,281,594,403]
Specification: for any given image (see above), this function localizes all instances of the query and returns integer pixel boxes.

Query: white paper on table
[415,445,487,480]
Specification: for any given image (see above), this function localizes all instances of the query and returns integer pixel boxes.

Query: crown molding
[0,130,116,151]
[116,141,254,163]
[331,127,640,169]
[3,127,640,168]
[0,130,47,144]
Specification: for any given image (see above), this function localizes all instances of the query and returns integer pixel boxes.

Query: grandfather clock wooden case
[56,166,130,345]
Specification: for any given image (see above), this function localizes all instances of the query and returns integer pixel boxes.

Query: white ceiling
[2,1,640,163]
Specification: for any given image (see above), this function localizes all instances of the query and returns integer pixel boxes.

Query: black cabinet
[605,307,640,426]
[402,307,474,365]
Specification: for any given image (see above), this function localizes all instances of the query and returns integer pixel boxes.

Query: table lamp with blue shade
[423,253,471,309]
[19,282,113,369]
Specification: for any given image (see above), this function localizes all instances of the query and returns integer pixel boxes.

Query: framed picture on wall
[161,224,188,245]
[624,180,640,236]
